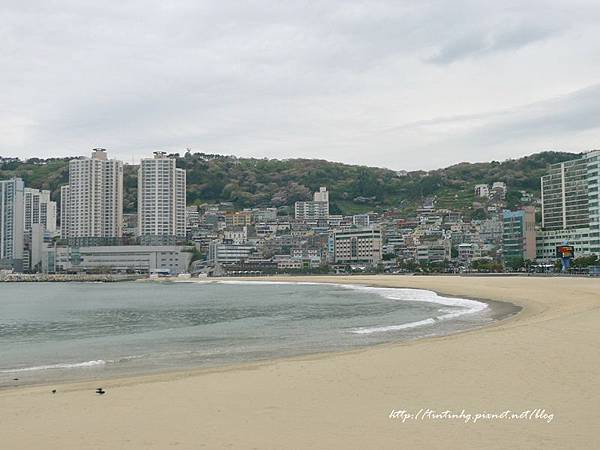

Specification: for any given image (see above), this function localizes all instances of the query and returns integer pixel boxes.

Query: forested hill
[0,151,580,215]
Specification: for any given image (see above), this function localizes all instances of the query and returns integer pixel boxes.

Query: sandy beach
[1,275,599,449]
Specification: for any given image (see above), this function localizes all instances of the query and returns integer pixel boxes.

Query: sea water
[0,280,512,387]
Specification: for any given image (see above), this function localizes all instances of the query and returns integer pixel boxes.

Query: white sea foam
[344,285,488,335]
[214,280,324,286]
[351,318,437,334]
[110,354,147,363]
[1,359,106,373]
[199,280,489,335]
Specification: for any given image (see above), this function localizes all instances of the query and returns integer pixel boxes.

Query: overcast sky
[2,1,600,170]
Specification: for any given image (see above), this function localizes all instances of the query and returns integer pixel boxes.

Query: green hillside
[0,151,580,215]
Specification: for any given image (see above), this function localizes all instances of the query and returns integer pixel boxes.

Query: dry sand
[1,275,599,449]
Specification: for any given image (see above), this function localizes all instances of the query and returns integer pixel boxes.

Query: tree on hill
[0,150,579,215]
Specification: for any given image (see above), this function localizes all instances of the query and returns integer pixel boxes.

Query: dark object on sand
[52,389,56,394]
[95,387,106,395]
[13,378,18,381]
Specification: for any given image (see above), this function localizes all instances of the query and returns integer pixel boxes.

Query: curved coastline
[1,275,599,450]
[0,280,518,387]
[177,278,520,336]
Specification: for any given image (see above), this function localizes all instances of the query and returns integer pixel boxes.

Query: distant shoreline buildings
[1,149,600,276]
[2,149,192,275]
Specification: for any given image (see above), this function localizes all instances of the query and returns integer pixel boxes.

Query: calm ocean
[0,280,509,387]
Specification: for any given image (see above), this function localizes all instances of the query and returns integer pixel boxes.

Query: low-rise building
[295,187,330,221]
[458,242,481,263]
[536,228,592,263]
[295,201,329,221]
[251,208,277,223]
[416,240,451,263]
[474,184,489,197]
[491,181,507,200]
[352,214,370,228]
[333,228,382,266]
[208,242,257,265]
[45,245,192,275]
[223,227,249,244]
[225,211,252,227]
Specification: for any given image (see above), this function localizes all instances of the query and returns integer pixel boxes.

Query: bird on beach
[51,389,56,394]
[95,387,106,395]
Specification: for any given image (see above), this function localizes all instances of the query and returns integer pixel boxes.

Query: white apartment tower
[0,178,25,271]
[24,188,57,235]
[60,149,123,242]
[138,152,186,240]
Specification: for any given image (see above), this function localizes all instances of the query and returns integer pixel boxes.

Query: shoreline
[0,281,520,393]
[0,274,144,282]
[1,275,598,449]
[1,271,596,284]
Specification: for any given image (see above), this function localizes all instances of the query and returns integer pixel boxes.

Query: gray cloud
[427,24,557,65]
[2,0,600,169]
[462,83,600,143]
[362,83,600,167]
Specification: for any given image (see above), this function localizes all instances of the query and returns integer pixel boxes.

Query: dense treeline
[0,150,579,215]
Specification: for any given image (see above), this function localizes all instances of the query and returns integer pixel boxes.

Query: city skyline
[3,1,600,170]
[3,149,600,276]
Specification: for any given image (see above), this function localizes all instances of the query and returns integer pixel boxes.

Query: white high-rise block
[138,152,186,239]
[24,188,56,234]
[0,178,25,270]
[60,149,123,239]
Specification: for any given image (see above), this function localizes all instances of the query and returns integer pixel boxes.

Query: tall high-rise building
[60,185,70,239]
[541,158,588,230]
[0,178,25,271]
[586,151,600,254]
[24,188,56,235]
[60,148,123,244]
[138,152,186,243]
[22,188,57,272]
[537,150,600,260]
